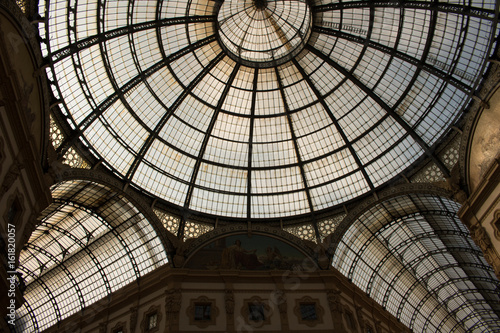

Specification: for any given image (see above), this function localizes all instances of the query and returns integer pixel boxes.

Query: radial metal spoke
[56,35,217,158]
[306,45,452,178]
[49,16,216,63]
[126,51,225,181]
[247,68,259,219]
[312,26,473,94]
[292,58,375,192]
[183,61,240,212]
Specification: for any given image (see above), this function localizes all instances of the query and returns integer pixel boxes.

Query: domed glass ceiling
[217,0,312,66]
[41,0,498,219]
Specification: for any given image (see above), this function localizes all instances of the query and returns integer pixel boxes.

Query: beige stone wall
[460,72,500,280]
[43,266,410,333]
[460,158,500,279]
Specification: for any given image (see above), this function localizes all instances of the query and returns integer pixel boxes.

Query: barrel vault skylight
[15,180,169,332]
[333,194,500,333]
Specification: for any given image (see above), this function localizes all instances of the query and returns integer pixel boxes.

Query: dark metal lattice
[333,194,500,333]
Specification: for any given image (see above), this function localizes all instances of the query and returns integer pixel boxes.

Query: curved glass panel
[40,0,497,219]
[14,181,168,332]
[217,0,312,66]
[333,194,500,333]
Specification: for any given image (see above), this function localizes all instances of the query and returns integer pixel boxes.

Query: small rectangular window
[147,313,158,330]
[194,303,211,321]
[300,303,317,321]
[248,304,265,321]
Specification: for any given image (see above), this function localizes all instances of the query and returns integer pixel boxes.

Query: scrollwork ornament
[271,289,287,314]
[225,289,235,315]
[165,289,182,314]
[326,289,343,314]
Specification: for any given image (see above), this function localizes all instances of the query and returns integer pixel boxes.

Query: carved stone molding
[470,222,500,279]
[165,289,181,314]
[0,160,23,198]
[355,305,365,331]
[3,190,24,228]
[0,136,4,176]
[225,289,235,315]
[98,322,107,333]
[129,306,138,333]
[494,210,500,240]
[270,289,287,315]
[111,321,127,333]
[326,289,343,314]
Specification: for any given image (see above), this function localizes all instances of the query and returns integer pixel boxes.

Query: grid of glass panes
[15,181,168,332]
[332,194,500,333]
[218,0,311,64]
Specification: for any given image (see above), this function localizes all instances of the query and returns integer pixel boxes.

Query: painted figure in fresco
[266,246,283,262]
[222,240,263,269]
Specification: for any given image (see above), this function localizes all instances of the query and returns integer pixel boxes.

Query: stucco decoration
[468,85,500,192]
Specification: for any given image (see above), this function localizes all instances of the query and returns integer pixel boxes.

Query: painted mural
[184,234,309,270]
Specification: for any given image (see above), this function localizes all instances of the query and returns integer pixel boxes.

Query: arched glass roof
[41,0,498,219]
[14,180,168,332]
[217,0,312,66]
[333,194,500,333]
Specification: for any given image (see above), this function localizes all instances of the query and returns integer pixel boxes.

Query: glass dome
[42,0,498,219]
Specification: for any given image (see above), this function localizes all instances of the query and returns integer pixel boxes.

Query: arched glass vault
[333,194,500,333]
[14,180,169,332]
